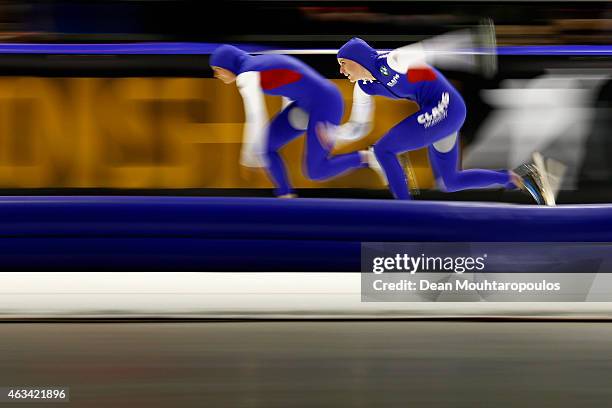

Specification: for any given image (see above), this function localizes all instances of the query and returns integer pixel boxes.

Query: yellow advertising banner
[0,77,432,189]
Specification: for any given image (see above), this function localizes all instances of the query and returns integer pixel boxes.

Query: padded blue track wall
[0,43,610,55]
[1,196,612,271]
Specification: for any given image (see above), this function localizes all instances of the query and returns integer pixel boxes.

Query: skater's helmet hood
[337,38,378,76]
[210,45,249,74]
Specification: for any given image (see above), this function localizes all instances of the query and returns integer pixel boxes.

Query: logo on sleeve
[417,92,450,128]
[379,66,389,76]
[386,74,400,87]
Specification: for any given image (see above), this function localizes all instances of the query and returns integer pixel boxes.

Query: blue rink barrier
[0,43,610,56]
[1,196,612,271]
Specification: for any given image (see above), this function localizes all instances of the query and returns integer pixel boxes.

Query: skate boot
[513,163,553,206]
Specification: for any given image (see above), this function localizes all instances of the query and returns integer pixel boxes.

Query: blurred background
[0,4,611,406]
[0,1,608,201]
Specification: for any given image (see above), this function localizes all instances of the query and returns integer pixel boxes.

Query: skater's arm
[386,42,428,73]
[333,82,374,143]
[388,30,484,74]
[236,71,268,167]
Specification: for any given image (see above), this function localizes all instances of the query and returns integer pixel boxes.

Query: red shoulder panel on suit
[407,67,437,83]
[260,69,303,90]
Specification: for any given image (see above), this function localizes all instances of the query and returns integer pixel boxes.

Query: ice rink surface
[1,321,611,407]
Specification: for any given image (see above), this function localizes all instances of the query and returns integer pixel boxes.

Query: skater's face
[212,66,237,84]
[338,58,372,83]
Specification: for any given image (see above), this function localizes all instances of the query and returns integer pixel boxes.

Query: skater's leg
[373,89,468,199]
[428,132,512,192]
[303,91,365,181]
[265,103,306,196]
[373,117,429,200]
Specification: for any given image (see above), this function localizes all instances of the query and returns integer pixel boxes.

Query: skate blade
[532,152,556,206]
[401,153,420,196]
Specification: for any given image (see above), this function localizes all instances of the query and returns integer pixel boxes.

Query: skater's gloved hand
[336,121,372,143]
[315,122,336,150]
[316,121,372,151]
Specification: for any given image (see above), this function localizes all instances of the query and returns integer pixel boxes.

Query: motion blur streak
[465,70,610,190]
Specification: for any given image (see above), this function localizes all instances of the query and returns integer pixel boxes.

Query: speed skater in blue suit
[210,45,381,198]
[323,30,554,205]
